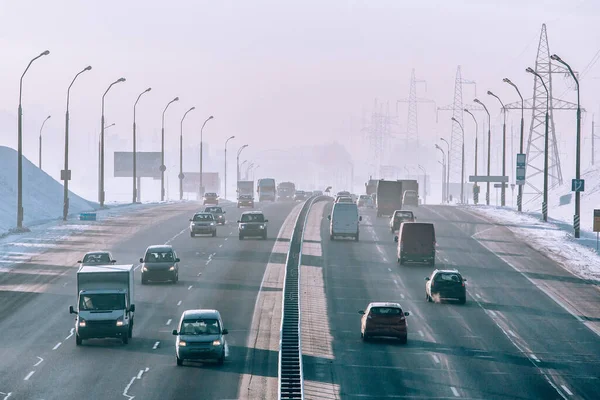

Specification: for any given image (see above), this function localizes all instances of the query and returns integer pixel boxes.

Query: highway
[301,202,600,399]
[0,201,297,400]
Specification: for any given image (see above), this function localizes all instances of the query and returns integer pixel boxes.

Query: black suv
[425,269,466,304]
[238,211,268,240]
[204,206,226,225]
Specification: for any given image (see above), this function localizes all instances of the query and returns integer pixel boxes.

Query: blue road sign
[571,179,585,192]
[516,153,526,167]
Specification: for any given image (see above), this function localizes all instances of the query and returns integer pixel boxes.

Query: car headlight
[79,319,86,327]
[210,222,216,226]
[169,266,175,271]
[116,318,124,327]
[259,225,265,229]
[212,340,222,346]
[240,225,245,230]
[178,340,187,347]
[142,266,148,272]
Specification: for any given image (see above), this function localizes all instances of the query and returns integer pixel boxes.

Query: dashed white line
[1,392,12,400]
[197,272,202,276]
[219,244,223,248]
[152,341,160,350]
[177,301,182,306]
[508,330,517,338]
[136,369,144,379]
[450,386,460,397]
[393,279,398,285]
[560,385,573,396]
[487,310,497,317]
[65,328,74,340]
[166,319,172,326]
[400,293,405,299]
[530,353,540,363]
[188,285,193,290]
[224,238,228,241]
[165,228,188,245]
[33,357,43,367]
[418,330,424,337]
[52,342,62,350]
[432,355,440,364]
[62,282,68,287]
[475,293,481,299]
[206,259,212,265]
[24,371,35,381]
[387,268,392,272]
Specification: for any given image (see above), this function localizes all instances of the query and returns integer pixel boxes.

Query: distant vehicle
[359,302,410,343]
[357,194,374,207]
[237,180,254,199]
[189,212,217,237]
[425,269,467,304]
[77,251,117,266]
[204,206,226,225]
[395,222,436,266]
[376,180,403,217]
[402,190,419,207]
[140,245,180,284]
[294,190,307,201]
[328,202,361,241]
[312,190,323,196]
[365,178,378,198]
[277,181,296,201]
[257,178,276,202]
[238,211,268,240]
[336,191,351,197]
[203,192,219,205]
[237,194,255,208]
[334,195,354,204]
[389,210,416,232]
[69,264,135,345]
[173,309,229,366]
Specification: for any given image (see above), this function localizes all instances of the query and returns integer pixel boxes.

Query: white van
[328,203,362,241]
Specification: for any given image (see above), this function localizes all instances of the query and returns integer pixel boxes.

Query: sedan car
[238,211,268,240]
[77,251,117,266]
[140,245,180,284]
[173,309,229,366]
[237,194,255,208]
[389,210,416,232]
[359,302,409,343]
[294,190,307,201]
[203,192,219,205]
[204,206,226,225]
[189,212,217,237]
[335,195,354,204]
[425,269,467,304]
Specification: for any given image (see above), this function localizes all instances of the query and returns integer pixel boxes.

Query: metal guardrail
[278,196,324,400]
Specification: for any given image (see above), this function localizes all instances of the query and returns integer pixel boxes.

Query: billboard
[182,172,220,194]
[114,152,162,178]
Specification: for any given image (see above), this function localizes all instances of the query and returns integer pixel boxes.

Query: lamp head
[118,77,126,83]
[41,50,50,56]
[487,90,493,96]
[173,97,179,102]
[229,135,235,139]
[145,87,152,93]
[451,117,457,122]
[503,78,511,83]
[47,115,51,119]
[189,106,196,111]
[550,54,560,61]
[208,115,214,120]
[474,98,481,104]
[526,67,534,74]
[84,66,92,71]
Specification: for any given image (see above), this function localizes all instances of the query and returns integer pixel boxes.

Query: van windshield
[333,204,358,216]
[79,293,126,311]
[180,319,221,335]
[241,214,264,223]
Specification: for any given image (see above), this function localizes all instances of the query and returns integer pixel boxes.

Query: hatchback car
[389,210,416,232]
[140,245,180,284]
[77,251,117,266]
[189,212,217,237]
[203,192,219,205]
[359,302,410,343]
[173,309,229,366]
[204,206,226,225]
[238,211,268,240]
[425,269,467,304]
[237,194,255,208]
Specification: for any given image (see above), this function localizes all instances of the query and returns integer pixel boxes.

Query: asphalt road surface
[301,202,600,400]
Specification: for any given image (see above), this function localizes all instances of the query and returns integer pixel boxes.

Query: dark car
[189,212,217,237]
[425,269,467,304]
[204,206,226,225]
[238,211,268,240]
[395,222,436,265]
[203,192,219,205]
[294,190,306,201]
[402,190,419,207]
[359,302,410,343]
[77,251,117,266]
[389,210,416,232]
[140,245,180,284]
[237,194,255,208]
[173,309,228,366]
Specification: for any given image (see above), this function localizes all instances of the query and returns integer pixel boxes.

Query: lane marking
[530,353,540,362]
[475,293,481,299]
[487,310,497,317]
[177,300,182,306]
[561,385,573,396]
[400,293,405,299]
[153,341,160,350]
[188,285,193,290]
[134,264,142,271]
[62,282,68,287]
[387,268,392,272]
[52,342,62,350]
[225,238,228,241]
[432,355,440,364]
[419,330,424,337]
[123,367,150,399]
[1,392,12,400]
[33,357,43,367]
[197,272,202,276]
[165,228,188,245]
[206,259,212,265]
[393,279,398,285]
[166,319,172,326]
[65,328,74,340]
[219,244,223,248]
[24,371,35,381]
[450,387,460,397]
[508,330,517,338]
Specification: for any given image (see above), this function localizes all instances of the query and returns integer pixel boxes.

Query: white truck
[69,265,136,345]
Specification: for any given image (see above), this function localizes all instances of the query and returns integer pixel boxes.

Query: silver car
[173,309,229,366]
[77,251,117,266]
[190,212,217,237]
[140,245,180,284]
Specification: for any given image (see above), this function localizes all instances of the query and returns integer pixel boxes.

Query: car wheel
[75,334,82,346]
[399,258,404,265]
[426,293,432,302]
[458,297,466,305]
[217,350,225,365]
[212,231,217,237]
[399,335,408,344]
[128,322,133,338]
[176,356,183,366]
[354,234,359,242]
[122,335,129,345]
[262,233,267,240]
[430,259,435,266]
[190,232,195,238]
[141,276,148,285]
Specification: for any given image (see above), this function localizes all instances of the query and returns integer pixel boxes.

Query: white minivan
[328,203,362,241]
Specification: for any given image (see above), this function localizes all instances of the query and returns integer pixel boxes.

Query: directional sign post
[516,153,526,186]
[571,179,585,192]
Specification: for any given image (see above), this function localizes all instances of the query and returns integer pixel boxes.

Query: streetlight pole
[179,107,196,200]
[253,165,260,181]
[435,145,446,203]
[465,109,479,204]
[503,78,525,212]
[474,99,491,205]
[418,164,427,204]
[526,67,550,222]
[100,77,126,207]
[551,54,581,238]
[17,50,50,229]
[451,117,466,204]
[161,97,179,201]
[133,87,151,204]
[488,91,507,207]
[440,138,450,202]
[246,162,255,180]
[224,136,235,200]
[237,145,249,184]
[39,115,51,170]
[63,65,92,221]
[199,115,214,197]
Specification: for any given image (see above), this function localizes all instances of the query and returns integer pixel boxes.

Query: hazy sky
[0,0,598,199]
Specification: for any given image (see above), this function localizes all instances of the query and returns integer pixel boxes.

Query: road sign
[494,183,507,188]
[594,210,600,232]
[469,175,508,183]
[516,166,526,185]
[571,179,585,192]
[516,153,526,167]
[61,169,71,181]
